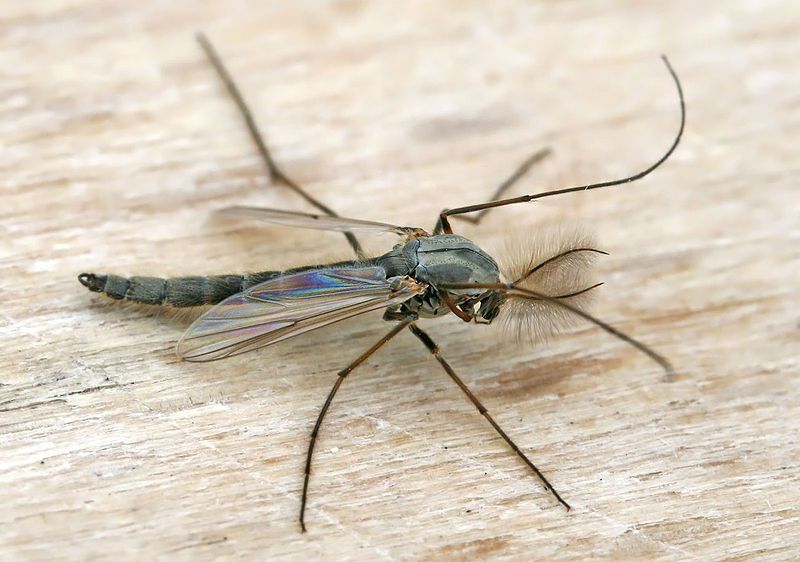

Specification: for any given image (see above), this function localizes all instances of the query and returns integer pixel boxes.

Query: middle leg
[300,316,416,532]
[407,323,571,510]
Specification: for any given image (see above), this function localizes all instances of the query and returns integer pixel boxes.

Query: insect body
[79,34,685,532]
[80,233,502,320]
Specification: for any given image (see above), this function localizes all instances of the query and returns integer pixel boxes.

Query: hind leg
[196,33,363,258]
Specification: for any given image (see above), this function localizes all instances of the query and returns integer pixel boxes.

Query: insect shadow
[79,33,684,532]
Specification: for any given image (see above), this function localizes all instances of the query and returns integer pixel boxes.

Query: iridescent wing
[177,267,425,362]
[219,206,427,236]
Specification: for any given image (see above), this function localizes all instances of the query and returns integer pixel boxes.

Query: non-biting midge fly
[79,33,684,532]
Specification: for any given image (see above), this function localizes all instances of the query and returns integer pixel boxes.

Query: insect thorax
[377,234,503,320]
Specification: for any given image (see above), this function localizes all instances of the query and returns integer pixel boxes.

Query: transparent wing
[219,206,426,236]
[177,266,425,362]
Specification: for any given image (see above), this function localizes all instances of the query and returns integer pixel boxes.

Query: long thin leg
[300,316,415,532]
[434,147,551,233]
[196,32,364,258]
[434,55,685,235]
[407,323,571,510]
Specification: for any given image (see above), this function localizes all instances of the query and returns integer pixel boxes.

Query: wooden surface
[2,1,798,560]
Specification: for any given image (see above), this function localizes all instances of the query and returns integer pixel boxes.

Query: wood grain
[1,1,798,560]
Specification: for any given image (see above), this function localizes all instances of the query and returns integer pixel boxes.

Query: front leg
[434,56,685,235]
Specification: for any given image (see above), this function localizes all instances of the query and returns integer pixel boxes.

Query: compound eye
[477,292,506,321]
[483,306,499,321]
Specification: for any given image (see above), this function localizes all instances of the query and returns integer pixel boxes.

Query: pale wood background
[1,1,798,560]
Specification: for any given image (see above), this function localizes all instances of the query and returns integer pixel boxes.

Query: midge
[79,34,684,532]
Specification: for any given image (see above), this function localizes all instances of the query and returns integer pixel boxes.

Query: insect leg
[407,323,571,511]
[195,33,364,258]
[440,291,472,322]
[434,56,685,235]
[432,147,550,234]
[300,316,416,532]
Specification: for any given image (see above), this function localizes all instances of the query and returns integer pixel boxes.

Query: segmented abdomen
[77,271,284,307]
[78,261,364,307]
